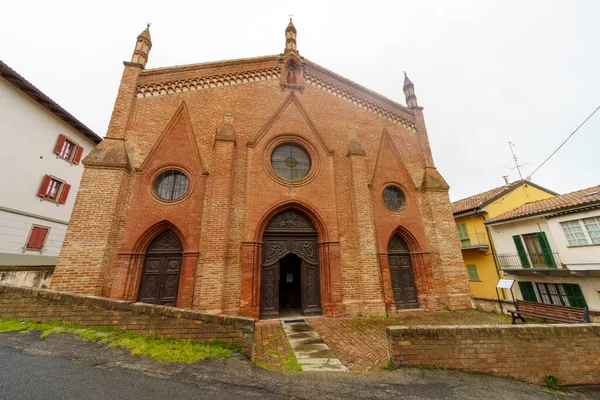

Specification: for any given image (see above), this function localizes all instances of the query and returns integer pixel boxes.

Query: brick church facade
[51,21,471,319]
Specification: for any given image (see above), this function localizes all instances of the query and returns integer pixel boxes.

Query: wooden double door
[388,235,418,309]
[260,234,321,318]
[138,231,182,306]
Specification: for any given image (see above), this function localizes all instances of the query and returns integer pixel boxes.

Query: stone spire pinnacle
[403,72,419,109]
[284,18,298,54]
[130,24,152,68]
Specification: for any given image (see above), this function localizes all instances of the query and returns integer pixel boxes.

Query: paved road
[0,331,597,400]
[0,347,269,400]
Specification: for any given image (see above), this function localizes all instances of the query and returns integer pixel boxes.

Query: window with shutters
[533,282,587,307]
[38,175,71,204]
[456,223,471,247]
[466,264,480,281]
[24,225,50,251]
[54,134,83,165]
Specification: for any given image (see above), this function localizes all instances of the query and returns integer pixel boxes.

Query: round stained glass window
[270,143,311,181]
[154,170,189,201]
[383,185,406,211]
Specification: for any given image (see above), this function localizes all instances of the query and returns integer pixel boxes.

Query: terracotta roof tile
[485,185,600,224]
[452,182,520,214]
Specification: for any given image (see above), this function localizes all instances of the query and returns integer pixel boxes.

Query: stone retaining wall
[387,324,600,385]
[0,266,54,289]
[0,284,254,357]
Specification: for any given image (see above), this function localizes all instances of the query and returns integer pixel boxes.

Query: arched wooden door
[388,235,418,309]
[137,231,183,306]
[260,211,321,318]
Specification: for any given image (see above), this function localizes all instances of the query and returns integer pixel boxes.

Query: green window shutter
[535,232,556,268]
[466,264,479,281]
[512,235,530,268]
[457,224,468,239]
[518,282,537,302]
[563,284,587,308]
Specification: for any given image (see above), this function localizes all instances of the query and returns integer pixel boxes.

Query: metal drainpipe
[480,211,506,300]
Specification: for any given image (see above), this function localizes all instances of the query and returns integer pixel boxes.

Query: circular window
[382,185,406,211]
[154,170,189,201]
[270,143,311,181]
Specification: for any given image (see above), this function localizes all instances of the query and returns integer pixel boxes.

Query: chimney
[502,176,509,186]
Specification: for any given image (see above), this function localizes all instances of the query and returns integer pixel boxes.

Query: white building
[486,185,600,312]
[0,60,101,286]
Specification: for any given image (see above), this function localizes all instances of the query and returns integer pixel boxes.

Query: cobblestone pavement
[253,320,295,370]
[310,310,517,372]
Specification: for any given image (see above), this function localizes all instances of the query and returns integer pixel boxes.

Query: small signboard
[497,279,515,289]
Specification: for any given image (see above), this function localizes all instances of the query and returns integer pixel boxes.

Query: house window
[583,217,600,244]
[38,175,71,204]
[560,220,589,246]
[456,223,471,247]
[536,283,569,306]
[25,225,50,251]
[534,283,588,308]
[466,264,479,281]
[54,134,83,164]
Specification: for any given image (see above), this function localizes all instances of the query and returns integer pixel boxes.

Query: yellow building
[452,180,556,299]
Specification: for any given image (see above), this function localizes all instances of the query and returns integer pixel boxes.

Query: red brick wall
[52,51,471,317]
[387,324,600,385]
[0,284,254,357]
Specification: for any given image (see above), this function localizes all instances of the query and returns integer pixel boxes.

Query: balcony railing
[495,252,562,270]
[459,232,489,249]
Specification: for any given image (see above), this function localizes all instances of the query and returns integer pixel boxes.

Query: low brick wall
[0,284,254,357]
[387,324,600,385]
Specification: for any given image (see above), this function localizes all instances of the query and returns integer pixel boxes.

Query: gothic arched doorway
[137,230,183,306]
[260,210,321,318]
[388,235,418,309]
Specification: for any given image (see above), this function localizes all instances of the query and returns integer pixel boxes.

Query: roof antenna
[508,142,528,181]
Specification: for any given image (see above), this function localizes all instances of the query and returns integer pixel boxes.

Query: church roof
[136,55,417,130]
[0,60,102,144]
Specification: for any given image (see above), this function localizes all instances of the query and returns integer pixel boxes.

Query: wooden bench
[508,300,589,324]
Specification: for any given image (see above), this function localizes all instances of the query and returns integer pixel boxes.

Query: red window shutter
[72,146,83,165]
[38,175,52,197]
[27,226,48,250]
[36,228,49,249]
[54,134,66,156]
[58,183,71,204]
[26,228,40,249]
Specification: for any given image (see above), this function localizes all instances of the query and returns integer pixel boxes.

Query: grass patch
[0,317,234,363]
[282,350,302,372]
[381,360,395,371]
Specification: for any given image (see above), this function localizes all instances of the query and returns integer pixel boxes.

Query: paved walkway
[253,320,295,370]
[281,319,347,372]
[310,310,517,372]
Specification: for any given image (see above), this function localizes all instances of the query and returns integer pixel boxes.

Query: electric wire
[529,104,600,178]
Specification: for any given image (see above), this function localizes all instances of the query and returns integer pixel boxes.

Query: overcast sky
[1,0,598,201]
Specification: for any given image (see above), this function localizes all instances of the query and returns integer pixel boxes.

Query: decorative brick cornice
[304,70,417,131]
[134,57,417,131]
[136,67,282,98]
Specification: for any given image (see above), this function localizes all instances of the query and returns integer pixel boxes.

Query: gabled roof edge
[0,60,102,144]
